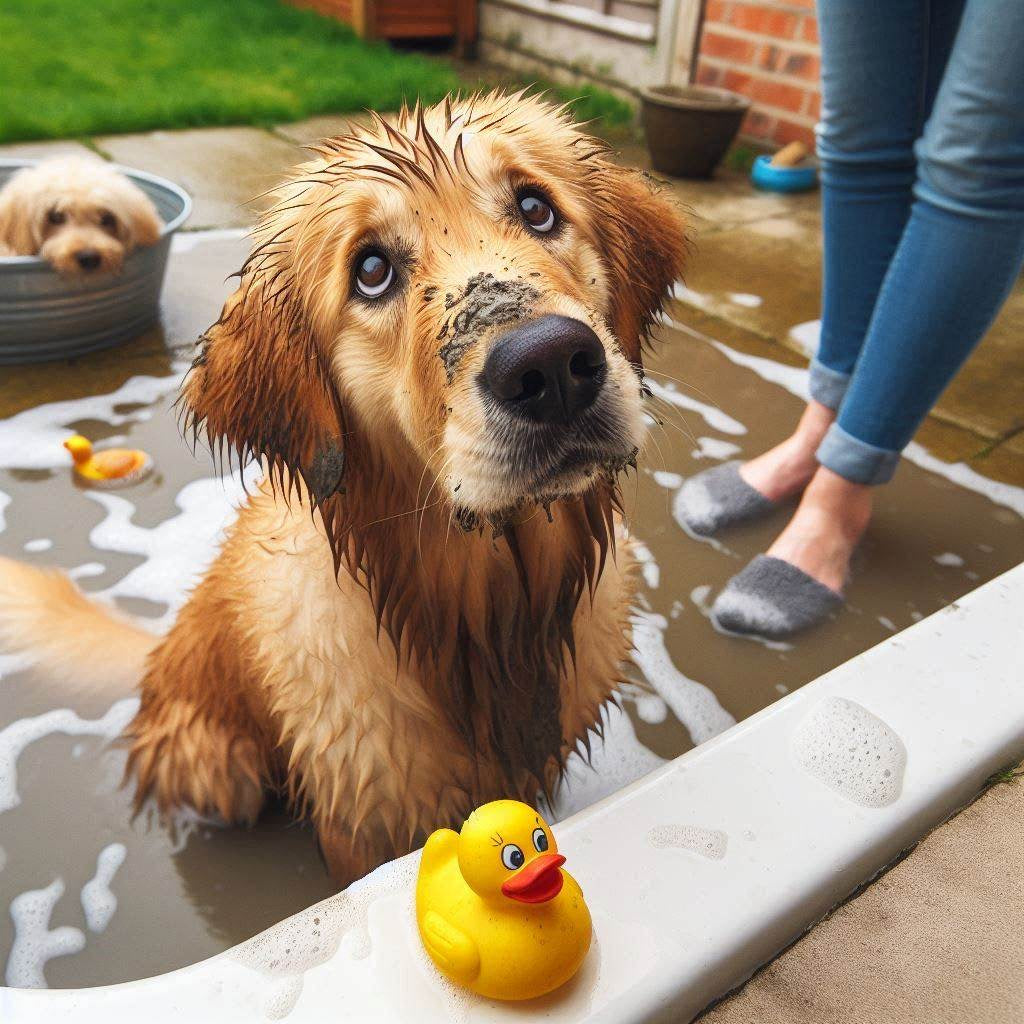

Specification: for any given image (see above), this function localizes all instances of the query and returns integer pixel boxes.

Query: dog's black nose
[76,250,101,271]
[483,314,606,424]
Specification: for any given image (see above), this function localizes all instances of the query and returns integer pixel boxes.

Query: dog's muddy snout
[483,314,606,424]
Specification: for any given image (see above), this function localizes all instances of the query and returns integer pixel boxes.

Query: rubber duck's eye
[354,250,395,299]
[517,188,557,234]
[532,827,548,853]
[501,844,525,871]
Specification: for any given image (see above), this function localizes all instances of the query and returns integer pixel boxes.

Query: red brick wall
[696,0,820,150]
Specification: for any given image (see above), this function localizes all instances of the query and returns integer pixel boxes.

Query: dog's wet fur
[0,93,687,884]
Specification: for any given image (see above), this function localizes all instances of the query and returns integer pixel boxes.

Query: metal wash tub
[0,158,191,364]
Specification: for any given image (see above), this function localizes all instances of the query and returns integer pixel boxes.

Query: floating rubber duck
[416,800,592,1001]
[64,434,153,488]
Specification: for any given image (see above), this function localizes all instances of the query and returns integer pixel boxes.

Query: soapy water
[647,825,728,861]
[792,696,908,808]
[0,366,740,987]
[0,699,139,814]
[1,297,1021,988]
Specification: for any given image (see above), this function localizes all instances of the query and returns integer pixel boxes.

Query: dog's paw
[125,706,267,825]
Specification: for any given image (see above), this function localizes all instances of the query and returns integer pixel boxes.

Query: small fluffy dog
[0,155,161,274]
[0,93,686,885]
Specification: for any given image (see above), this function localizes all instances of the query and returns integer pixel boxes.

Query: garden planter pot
[640,85,751,178]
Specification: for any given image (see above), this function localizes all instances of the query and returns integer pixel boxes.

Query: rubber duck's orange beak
[501,852,566,904]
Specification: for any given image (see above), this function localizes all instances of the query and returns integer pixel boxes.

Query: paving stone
[95,127,303,229]
[0,139,99,162]
[273,113,371,147]
[674,212,824,347]
[611,143,821,235]
[702,778,1024,1024]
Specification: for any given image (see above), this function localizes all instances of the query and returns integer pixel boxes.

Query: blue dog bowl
[750,154,818,193]
[0,159,191,364]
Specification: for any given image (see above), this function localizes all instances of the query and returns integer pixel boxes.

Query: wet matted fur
[0,93,686,885]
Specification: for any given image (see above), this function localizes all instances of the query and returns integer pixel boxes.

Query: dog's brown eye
[100,211,118,232]
[355,251,395,298]
[517,189,556,234]
[47,208,66,226]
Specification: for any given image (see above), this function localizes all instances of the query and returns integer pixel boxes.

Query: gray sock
[675,461,776,537]
[711,555,843,638]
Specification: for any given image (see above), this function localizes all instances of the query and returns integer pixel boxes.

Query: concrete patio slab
[95,127,302,229]
[701,774,1024,1024]
[273,113,369,147]
[0,140,98,162]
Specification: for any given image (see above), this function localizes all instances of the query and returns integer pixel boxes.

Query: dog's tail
[0,557,157,693]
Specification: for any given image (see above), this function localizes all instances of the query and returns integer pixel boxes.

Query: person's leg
[717,0,1024,636]
[678,0,939,537]
[740,0,947,504]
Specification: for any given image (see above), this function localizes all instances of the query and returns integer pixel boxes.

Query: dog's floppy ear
[182,280,347,508]
[115,178,162,248]
[0,169,43,255]
[590,166,688,363]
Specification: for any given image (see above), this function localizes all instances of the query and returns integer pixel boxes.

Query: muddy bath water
[1,232,1022,990]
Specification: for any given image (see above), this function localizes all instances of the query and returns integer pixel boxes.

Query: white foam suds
[0,372,185,471]
[670,282,712,310]
[634,691,669,725]
[67,562,106,580]
[787,318,821,356]
[934,551,964,567]
[651,469,684,489]
[23,538,52,553]
[0,489,9,533]
[230,855,420,992]
[80,843,127,933]
[0,698,139,814]
[727,292,763,308]
[691,437,742,461]
[86,468,256,627]
[631,610,735,744]
[171,227,248,254]
[647,825,728,860]
[544,701,666,821]
[793,696,907,808]
[632,539,659,589]
[5,878,86,988]
[644,376,746,436]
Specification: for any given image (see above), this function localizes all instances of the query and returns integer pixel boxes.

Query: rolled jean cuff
[816,423,900,485]
[808,358,851,411]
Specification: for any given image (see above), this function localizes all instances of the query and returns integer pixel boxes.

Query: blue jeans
[810,0,1024,485]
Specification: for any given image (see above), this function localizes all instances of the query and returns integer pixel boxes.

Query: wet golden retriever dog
[0,155,161,274]
[0,93,686,884]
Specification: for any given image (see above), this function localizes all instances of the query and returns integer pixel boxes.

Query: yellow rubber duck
[64,434,152,488]
[416,800,592,1001]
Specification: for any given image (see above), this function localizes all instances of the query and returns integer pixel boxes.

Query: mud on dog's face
[185,94,687,525]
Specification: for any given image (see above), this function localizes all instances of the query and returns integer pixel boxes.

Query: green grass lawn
[0,0,635,144]
[0,0,460,143]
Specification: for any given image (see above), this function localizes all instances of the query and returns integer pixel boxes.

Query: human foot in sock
[675,401,835,536]
[712,467,872,637]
